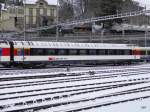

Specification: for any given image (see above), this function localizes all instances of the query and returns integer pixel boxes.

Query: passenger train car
[0,41,149,67]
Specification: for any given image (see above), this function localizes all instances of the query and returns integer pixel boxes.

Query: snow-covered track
[1,64,150,112]
[1,67,150,90]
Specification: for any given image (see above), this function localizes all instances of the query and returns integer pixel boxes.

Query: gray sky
[28,0,150,9]
[46,0,57,5]
[136,0,150,9]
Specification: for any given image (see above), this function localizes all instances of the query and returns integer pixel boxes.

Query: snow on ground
[1,63,150,112]
[82,98,150,112]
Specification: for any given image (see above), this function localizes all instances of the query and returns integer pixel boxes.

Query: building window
[40,9,43,15]
[33,9,36,16]
[18,9,24,14]
[25,8,29,16]
[50,8,54,17]
[29,8,33,16]
[47,9,50,16]
[33,17,36,24]
[40,2,44,6]
[54,9,56,17]
[26,16,29,24]
[9,8,16,14]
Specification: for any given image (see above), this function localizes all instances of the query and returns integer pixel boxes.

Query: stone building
[0,0,56,32]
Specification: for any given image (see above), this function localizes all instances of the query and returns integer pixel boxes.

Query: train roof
[138,47,150,50]
[0,40,10,47]
[0,40,9,45]
[12,41,136,49]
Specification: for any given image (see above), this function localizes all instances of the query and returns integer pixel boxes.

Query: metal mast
[26,9,150,32]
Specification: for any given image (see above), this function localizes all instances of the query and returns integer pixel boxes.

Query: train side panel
[21,55,138,62]
[11,41,141,66]
[0,43,10,63]
[138,47,150,62]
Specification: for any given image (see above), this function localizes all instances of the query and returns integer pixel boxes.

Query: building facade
[0,0,56,32]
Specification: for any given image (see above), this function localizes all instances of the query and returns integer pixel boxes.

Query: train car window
[79,49,87,55]
[118,50,124,55]
[147,51,150,55]
[123,50,127,55]
[58,49,67,55]
[97,49,106,55]
[124,50,131,55]
[105,49,108,55]
[129,50,132,55]
[108,49,117,55]
[30,48,43,55]
[89,49,97,55]
[116,50,120,55]
[37,49,44,55]
[114,50,117,55]
[141,50,146,55]
[69,49,78,55]
[46,49,56,55]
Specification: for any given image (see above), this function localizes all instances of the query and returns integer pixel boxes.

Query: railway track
[0,67,150,91]
[1,65,150,81]
[0,64,150,112]
[0,69,150,91]
[2,82,150,112]
[0,63,148,76]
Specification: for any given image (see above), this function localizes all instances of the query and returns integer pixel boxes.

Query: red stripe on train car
[14,48,18,56]
[133,49,141,55]
[2,48,10,56]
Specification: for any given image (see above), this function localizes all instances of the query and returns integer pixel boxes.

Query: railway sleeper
[13,82,144,107]
[2,88,150,111]
[0,81,145,102]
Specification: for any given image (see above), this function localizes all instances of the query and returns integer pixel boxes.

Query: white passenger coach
[0,41,148,67]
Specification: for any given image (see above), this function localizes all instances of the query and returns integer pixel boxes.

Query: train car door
[9,42,14,63]
[0,48,1,62]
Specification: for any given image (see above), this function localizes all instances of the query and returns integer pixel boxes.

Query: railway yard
[1,0,150,111]
[0,63,150,112]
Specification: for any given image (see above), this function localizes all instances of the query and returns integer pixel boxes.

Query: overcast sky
[27,0,150,9]
[136,0,150,9]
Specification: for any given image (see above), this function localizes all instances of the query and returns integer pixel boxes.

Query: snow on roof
[12,41,136,49]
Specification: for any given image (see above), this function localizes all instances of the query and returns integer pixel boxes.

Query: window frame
[29,48,133,56]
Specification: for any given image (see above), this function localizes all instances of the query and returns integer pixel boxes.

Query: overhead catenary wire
[25,9,150,32]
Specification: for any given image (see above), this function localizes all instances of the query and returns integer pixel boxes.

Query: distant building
[126,15,150,26]
[111,14,150,34]
[0,0,56,32]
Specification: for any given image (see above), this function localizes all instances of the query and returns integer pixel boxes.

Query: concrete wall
[0,18,17,32]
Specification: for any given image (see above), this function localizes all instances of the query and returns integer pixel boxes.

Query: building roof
[26,0,56,5]
[25,0,56,7]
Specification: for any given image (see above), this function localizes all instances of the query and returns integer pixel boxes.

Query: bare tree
[59,0,74,21]
[58,0,143,26]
